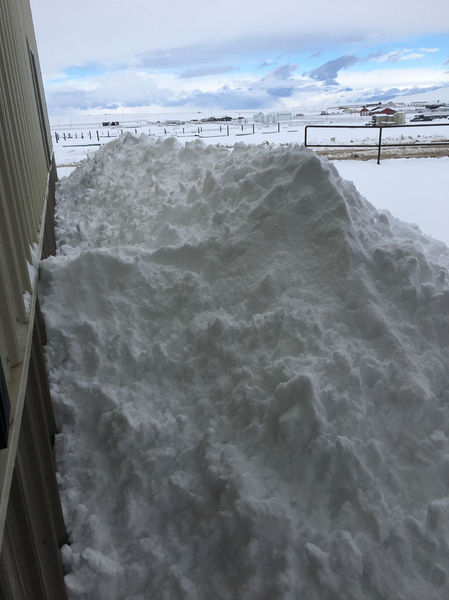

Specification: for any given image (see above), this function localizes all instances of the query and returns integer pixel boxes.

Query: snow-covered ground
[335,157,449,246]
[40,136,449,599]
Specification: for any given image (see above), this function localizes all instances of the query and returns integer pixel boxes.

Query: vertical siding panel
[0,15,35,274]
[0,144,28,325]
[1,3,39,242]
[1,0,67,597]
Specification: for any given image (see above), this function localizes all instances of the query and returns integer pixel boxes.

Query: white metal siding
[0,0,53,373]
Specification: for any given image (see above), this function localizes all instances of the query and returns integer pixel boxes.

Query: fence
[52,121,286,146]
[304,123,449,164]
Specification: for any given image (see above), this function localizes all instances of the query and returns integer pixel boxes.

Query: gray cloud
[357,84,447,103]
[270,64,298,79]
[179,65,235,78]
[267,87,295,98]
[309,55,360,85]
[137,33,366,71]
[258,63,300,97]
[164,86,270,110]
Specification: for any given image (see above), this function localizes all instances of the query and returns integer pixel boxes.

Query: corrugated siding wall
[0,0,52,370]
[0,0,67,597]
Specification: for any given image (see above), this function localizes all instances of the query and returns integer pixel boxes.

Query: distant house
[369,107,396,116]
[371,112,405,126]
[360,107,369,116]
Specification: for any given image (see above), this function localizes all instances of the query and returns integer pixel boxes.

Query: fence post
[63,132,66,141]
[227,125,229,136]
[304,126,308,147]
[252,124,255,134]
[241,124,244,131]
[278,122,280,133]
[96,130,99,141]
[377,127,382,164]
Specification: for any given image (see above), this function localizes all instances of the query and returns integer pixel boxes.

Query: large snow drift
[40,135,449,599]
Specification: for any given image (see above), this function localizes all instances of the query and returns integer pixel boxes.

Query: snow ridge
[41,134,449,599]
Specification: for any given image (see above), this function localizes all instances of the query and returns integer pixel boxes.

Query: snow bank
[40,134,449,599]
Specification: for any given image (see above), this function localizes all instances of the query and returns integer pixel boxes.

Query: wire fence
[52,122,286,146]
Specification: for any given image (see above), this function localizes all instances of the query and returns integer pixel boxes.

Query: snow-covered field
[40,135,449,599]
[51,109,449,168]
[335,157,449,246]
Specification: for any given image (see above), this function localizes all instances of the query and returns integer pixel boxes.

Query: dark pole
[377,127,382,164]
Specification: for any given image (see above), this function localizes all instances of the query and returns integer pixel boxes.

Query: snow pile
[40,134,449,599]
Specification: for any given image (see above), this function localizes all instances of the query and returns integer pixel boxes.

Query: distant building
[371,112,405,126]
[360,107,369,116]
[369,107,396,116]
[277,112,292,121]
[253,112,292,124]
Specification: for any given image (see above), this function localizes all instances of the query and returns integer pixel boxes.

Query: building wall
[0,0,67,597]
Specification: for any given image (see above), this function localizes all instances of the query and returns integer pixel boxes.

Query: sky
[30,0,449,117]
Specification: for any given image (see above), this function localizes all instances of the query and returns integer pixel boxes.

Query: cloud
[256,64,303,98]
[358,84,447,103]
[135,34,363,72]
[400,53,425,60]
[179,66,235,78]
[376,49,427,62]
[270,64,298,79]
[444,57,449,65]
[309,55,359,85]
[31,0,449,76]
[420,47,439,53]
[266,87,295,98]
[164,86,271,110]
[44,70,174,111]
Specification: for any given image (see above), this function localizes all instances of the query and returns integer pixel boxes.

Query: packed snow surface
[40,135,449,599]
